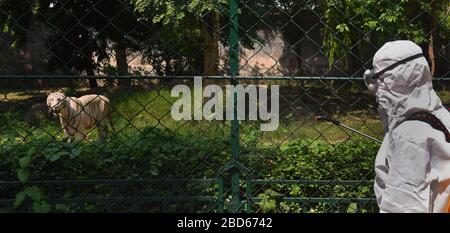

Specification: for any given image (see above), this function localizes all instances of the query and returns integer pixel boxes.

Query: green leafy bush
[239,127,379,213]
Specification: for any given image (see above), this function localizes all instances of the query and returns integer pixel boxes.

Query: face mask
[364,53,424,93]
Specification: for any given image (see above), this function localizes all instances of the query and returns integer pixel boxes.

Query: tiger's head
[46,92,67,115]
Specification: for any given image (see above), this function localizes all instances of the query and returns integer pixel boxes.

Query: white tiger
[46,92,114,142]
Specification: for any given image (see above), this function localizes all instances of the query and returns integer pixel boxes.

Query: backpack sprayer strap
[404,111,450,143]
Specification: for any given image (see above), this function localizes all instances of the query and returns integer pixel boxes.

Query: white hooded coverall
[371,40,450,213]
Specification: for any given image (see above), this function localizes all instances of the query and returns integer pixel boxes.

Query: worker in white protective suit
[364,40,450,213]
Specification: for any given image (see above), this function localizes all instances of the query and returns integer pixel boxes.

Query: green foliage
[14,186,49,213]
[241,137,379,213]
[17,169,29,183]
[0,0,280,76]
[243,138,377,180]
[1,125,231,212]
[257,189,292,213]
[0,112,379,212]
[1,86,386,212]
[132,0,227,26]
[322,0,449,70]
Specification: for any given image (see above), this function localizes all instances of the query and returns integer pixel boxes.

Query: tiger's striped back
[70,94,110,130]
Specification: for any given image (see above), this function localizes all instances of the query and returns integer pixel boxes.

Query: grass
[3,85,450,147]
[0,85,386,146]
[110,86,385,145]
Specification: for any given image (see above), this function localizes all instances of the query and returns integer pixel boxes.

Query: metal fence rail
[0,0,449,213]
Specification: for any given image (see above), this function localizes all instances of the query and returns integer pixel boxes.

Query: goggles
[364,53,424,92]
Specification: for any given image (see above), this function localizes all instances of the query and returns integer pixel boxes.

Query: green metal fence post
[245,177,253,213]
[229,0,240,213]
[217,177,224,213]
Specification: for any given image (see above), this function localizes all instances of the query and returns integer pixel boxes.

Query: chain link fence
[0,0,449,213]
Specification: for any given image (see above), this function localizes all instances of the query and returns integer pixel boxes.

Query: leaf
[63,191,74,198]
[70,148,81,158]
[19,156,32,168]
[149,167,159,176]
[17,169,30,183]
[14,191,26,208]
[3,23,9,33]
[49,152,62,162]
[55,204,67,211]
[26,147,36,157]
[32,201,50,213]
[336,23,350,32]
[347,203,358,213]
[31,0,41,15]
[40,202,50,213]
[25,186,41,201]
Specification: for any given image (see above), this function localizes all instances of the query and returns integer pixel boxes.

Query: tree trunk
[164,56,173,76]
[350,41,362,75]
[201,11,220,76]
[428,33,436,78]
[116,44,130,87]
[24,14,48,89]
[428,0,438,77]
[86,67,98,88]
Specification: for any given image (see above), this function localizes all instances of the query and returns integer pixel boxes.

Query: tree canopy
[0,0,448,83]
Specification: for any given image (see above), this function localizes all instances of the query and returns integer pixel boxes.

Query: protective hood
[373,40,443,132]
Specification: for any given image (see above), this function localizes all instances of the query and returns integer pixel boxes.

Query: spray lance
[315,116,382,144]
[315,53,429,145]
